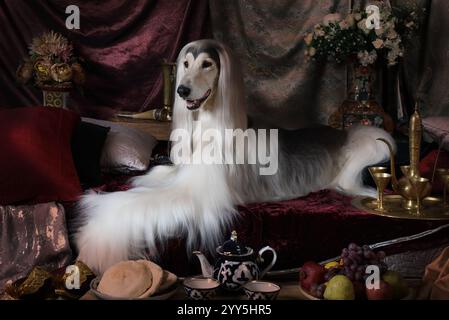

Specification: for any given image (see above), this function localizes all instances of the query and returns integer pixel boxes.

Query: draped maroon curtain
[0,0,210,118]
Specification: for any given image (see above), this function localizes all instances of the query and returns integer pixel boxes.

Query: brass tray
[352,195,449,220]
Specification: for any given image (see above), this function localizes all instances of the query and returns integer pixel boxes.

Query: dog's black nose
[177,85,191,98]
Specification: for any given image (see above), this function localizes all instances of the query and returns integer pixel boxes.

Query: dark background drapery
[0,0,447,123]
[0,0,210,118]
[210,0,449,129]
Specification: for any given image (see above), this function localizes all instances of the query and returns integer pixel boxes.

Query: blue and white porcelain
[183,277,220,300]
[243,281,280,300]
[193,231,277,291]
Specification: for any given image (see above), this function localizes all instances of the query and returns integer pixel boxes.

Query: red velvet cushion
[419,149,449,194]
[0,107,82,205]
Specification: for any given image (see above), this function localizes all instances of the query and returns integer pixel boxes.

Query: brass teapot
[377,105,431,209]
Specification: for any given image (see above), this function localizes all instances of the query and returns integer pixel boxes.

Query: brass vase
[329,62,392,132]
[378,104,432,209]
[153,61,176,121]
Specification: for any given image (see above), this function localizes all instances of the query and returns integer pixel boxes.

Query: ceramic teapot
[193,231,277,291]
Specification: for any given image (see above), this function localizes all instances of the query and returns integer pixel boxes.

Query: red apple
[299,261,325,291]
[366,280,393,300]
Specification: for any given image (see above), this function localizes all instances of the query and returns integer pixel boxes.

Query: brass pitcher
[377,104,431,209]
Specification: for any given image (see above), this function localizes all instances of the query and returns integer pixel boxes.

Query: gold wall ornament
[354,103,449,220]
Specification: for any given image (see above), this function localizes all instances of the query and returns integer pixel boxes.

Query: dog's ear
[214,41,247,131]
[171,44,193,161]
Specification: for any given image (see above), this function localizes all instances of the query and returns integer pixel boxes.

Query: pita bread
[157,270,178,293]
[98,261,153,298]
[136,260,164,298]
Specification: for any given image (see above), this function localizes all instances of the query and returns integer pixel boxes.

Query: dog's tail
[75,165,237,274]
[332,125,396,197]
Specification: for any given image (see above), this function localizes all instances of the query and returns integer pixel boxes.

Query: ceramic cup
[243,280,280,300]
[183,277,220,300]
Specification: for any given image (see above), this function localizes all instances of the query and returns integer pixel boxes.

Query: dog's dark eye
[202,61,212,69]
[184,61,189,68]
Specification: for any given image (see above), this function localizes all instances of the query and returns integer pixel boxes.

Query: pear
[323,275,355,300]
[382,270,408,299]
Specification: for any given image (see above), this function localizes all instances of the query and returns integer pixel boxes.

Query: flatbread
[157,270,178,293]
[137,260,164,298]
[98,261,153,298]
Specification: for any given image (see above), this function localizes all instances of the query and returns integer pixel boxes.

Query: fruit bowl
[298,243,414,301]
[298,280,414,301]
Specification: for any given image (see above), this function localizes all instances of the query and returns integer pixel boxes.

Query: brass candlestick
[116,61,176,122]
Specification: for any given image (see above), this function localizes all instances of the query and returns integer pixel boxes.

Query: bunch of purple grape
[339,243,387,282]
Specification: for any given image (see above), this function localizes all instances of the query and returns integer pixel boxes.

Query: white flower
[309,47,317,57]
[383,21,395,34]
[354,13,362,21]
[357,19,371,35]
[384,38,401,50]
[357,50,378,66]
[304,33,313,45]
[316,29,325,37]
[375,27,384,37]
[339,20,350,30]
[372,38,384,49]
[323,13,342,26]
[405,21,415,29]
[345,14,356,27]
[387,29,398,39]
[387,51,398,66]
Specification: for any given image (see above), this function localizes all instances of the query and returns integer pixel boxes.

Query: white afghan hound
[75,39,395,274]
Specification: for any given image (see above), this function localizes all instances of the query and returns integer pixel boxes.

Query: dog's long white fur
[75,40,395,274]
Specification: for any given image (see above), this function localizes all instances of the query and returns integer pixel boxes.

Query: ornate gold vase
[40,83,72,108]
[329,62,393,132]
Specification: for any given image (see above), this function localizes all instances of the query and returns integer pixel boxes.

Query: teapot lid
[221,231,249,256]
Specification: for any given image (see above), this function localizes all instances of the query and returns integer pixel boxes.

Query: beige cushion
[82,118,157,173]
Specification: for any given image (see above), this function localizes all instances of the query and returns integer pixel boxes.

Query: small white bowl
[183,277,220,300]
[243,281,280,300]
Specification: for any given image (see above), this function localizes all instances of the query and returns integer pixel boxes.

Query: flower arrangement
[304,2,423,67]
[17,31,85,89]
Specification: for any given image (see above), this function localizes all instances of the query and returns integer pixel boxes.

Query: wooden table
[80,281,308,300]
[109,116,172,141]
